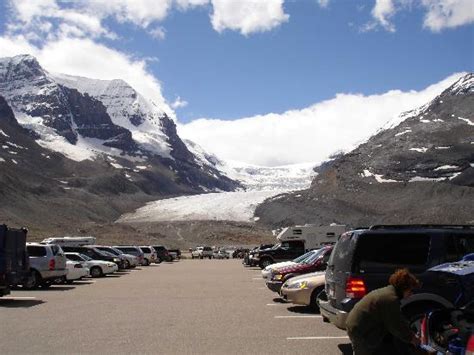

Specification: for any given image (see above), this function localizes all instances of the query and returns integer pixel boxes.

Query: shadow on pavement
[286,305,318,314]
[0,299,45,308]
[35,286,76,292]
[72,281,95,285]
[338,343,353,354]
[272,297,287,304]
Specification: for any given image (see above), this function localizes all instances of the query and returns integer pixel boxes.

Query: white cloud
[317,0,330,8]
[371,0,398,32]
[149,26,167,40]
[422,0,474,31]
[178,73,464,167]
[171,96,189,109]
[210,0,290,35]
[366,0,473,32]
[175,0,210,10]
[0,35,176,120]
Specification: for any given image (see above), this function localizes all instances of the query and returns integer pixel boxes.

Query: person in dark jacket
[345,269,422,355]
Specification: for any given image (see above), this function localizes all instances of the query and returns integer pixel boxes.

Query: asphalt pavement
[0,259,350,354]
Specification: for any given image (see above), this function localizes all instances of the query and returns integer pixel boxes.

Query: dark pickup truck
[0,224,29,296]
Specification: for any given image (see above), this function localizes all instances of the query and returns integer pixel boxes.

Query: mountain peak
[446,72,474,96]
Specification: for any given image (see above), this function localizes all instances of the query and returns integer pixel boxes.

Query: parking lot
[0,259,350,354]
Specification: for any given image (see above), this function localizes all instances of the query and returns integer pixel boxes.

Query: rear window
[354,233,430,272]
[51,245,63,256]
[141,247,151,253]
[27,246,47,257]
[445,234,474,262]
[203,247,212,251]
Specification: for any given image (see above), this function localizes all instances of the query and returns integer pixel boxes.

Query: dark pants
[348,332,420,355]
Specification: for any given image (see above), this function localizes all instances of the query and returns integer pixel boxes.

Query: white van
[276,224,347,250]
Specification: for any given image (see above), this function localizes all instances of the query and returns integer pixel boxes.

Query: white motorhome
[41,236,96,247]
[276,224,347,250]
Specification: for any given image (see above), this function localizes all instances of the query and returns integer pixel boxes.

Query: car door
[51,245,66,270]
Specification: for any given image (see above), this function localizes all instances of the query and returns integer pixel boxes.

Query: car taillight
[345,277,367,299]
[420,316,427,344]
[74,264,83,268]
[466,334,474,355]
[49,259,55,271]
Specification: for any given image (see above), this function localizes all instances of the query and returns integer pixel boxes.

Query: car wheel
[310,286,325,312]
[124,260,131,268]
[191,255,195,259]
[143,258,150,266]
[23,270,41,290]
[66,280,74,285]
[90,266,103,278]
[156,257,163,263]
[403,302,443,336]
[259,258,272,269]
[209,256,212,259]
[199,256,203,259]
[40,280,52,289]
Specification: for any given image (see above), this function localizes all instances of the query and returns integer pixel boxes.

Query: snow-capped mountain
[184,138,316,191]
[256,73,474,227]
[0,54,239,194]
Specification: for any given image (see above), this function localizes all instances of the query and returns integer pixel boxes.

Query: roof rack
[369,224,474,230]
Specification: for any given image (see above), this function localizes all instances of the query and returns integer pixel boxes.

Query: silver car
[23,243,67,289]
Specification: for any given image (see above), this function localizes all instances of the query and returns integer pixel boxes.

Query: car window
[141,247,151,253]
[293,250,316,263]
[203,247,212,251]
[445,234,474,262]
[79,254,92,261]
[302,248,327,264]
[354,233,430,272]
[27,246,47,257]
[51,245,63,256]
[66,254,80,261]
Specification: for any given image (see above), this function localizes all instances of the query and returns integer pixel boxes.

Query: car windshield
[301,248,326,264]
[101,247,119,256]
[79,253,92,261]
[293,250,317,263]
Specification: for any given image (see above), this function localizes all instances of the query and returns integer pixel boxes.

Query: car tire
[90,266,103,278]
[191,255,195,259]
[156,257,163,263]
[40,280,52,289]
[259,258,272,269]
[143,258,150,266]
[66,280,74,285]
[124,260,131,268]
[310,286,325,312]
[209,256,212,260]
[23,270,41,290]
[403,302,444,336]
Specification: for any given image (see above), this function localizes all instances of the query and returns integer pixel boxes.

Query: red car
[266,245,333,293]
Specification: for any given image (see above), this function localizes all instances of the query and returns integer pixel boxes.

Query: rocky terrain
[256,74,474,228]
[0,55,243,241]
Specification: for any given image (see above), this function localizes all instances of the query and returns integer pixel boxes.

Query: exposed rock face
[0,54,240,195]
[256,74,474,228]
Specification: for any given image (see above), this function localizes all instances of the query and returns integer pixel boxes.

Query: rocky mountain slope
[0,54,240,233]
[256,74,474,227]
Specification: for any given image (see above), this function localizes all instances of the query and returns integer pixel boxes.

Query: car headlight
[113,258,120,263]
[107,263,115,267]
[273,274,283,281]
[287,281,309,289]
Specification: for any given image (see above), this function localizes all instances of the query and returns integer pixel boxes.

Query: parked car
[139,246,157,266]
[94,246,138,268]
[192,246,213,259]
[62,246,124,269]
[318,225,474,330]
[23,243,67,289]
[65,252,118,277]
[232,248,249,259]
[62,260,89,284]
[114,246,145,266]
[168,249,181,261]
[152,245,171,263]
[213,249,230,259]
[266,245,333,293]
[0,225,29,296]
[243,244,274,267]
[280,271,326,311]
[261,250,319,279]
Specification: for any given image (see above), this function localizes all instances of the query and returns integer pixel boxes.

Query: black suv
[152,245,171,263]
[318,225,474,330]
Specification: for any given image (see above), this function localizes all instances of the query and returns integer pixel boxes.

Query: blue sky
[102,0,474,122]
[0,0,473,165]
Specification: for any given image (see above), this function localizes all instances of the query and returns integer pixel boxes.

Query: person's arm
[381,300,415,344]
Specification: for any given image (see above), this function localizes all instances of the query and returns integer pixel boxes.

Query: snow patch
[410,176,446,182]
[435,146,451,150]
[0,129,9,137]
[434,165,459,171]
[458,117,474,126]
[0,157,5,162]
[361,169,399,183]
[11,159,18,164]
[395,129,412,137]
[110,162,124,169]
[410,147,428,153]
[6,142,27,150]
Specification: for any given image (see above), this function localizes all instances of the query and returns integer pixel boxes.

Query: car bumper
[66,268,89,281]
[266,280,283,293]
[280,287,311,306]
[318,298,348,330]
[42,269,68,281]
